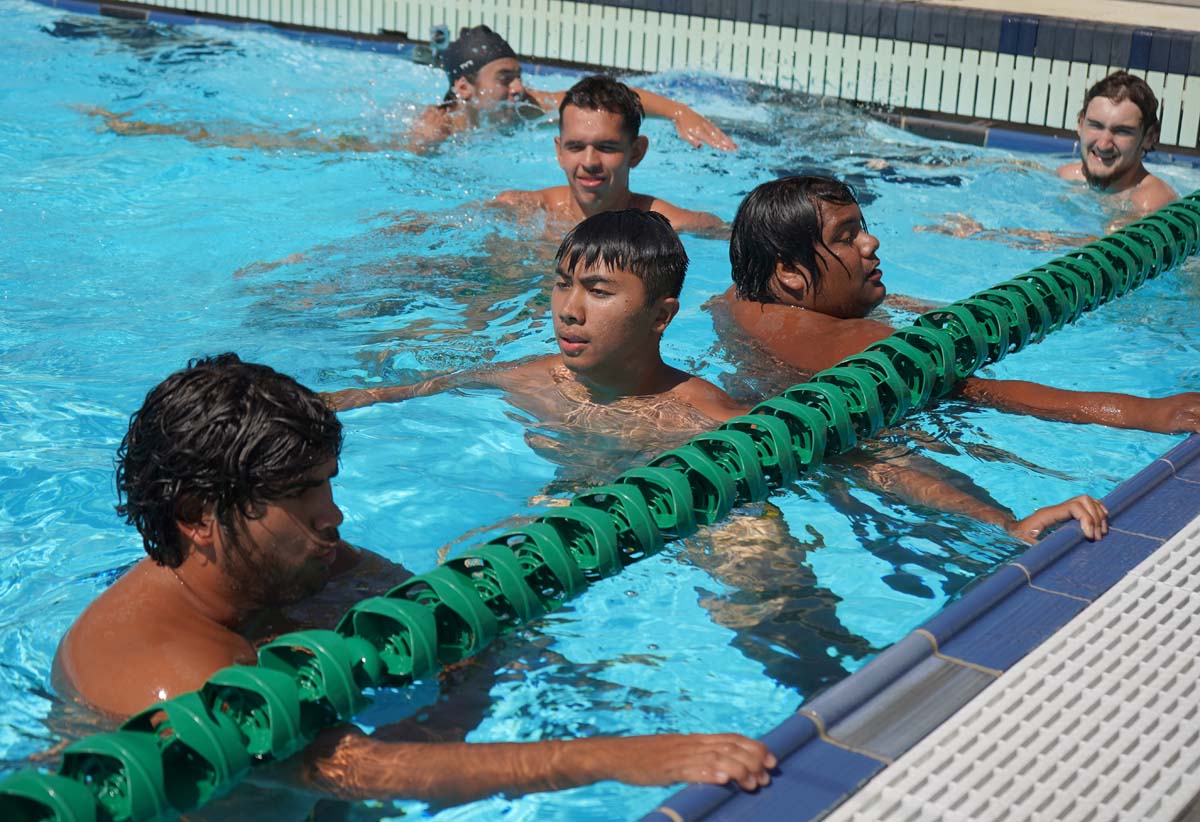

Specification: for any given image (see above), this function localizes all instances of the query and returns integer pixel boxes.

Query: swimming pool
[4,2,1200,818]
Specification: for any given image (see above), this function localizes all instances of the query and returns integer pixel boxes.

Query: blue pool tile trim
[938,584,1089,671]
[587,0,1198,76]
[798,633,933,730]
[33,0,1200,82]
[643,734,883,822]
[647,435,1200,822]
[984,128,1076,156]
[28,0,1200,162]
[30,0,416,54]
[1025,530,1162,600]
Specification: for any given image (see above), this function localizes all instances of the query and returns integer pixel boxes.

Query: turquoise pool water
[3,2,1200,818]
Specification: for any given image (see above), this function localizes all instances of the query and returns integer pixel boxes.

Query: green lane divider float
[6,194,1200,821]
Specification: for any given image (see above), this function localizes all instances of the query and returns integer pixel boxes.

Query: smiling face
[792,200,885,319]
[555,106,648,216]
[219,457,345,607]
[552,260,675,390]
[1076,96,1154,190]
[454,57,528,112]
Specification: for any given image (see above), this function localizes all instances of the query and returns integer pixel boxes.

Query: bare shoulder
[54,568,253,717]
[1131,172,1179,213]
[491,187,559,213]
[729,297,893,372]
[641,194,724,233]
[406,104,457,150]
[668,373,747,422]
[492,188,540,208]
[495,354,560,391]
[1057,161,1083,182]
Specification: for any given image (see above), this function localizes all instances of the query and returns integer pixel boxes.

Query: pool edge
[645,433,1200,822]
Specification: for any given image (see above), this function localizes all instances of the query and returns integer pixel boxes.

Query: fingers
[1064,494,1109,541]
[1013,495,1110,543]
[706,128,737,151]
[674,113,737,151]
[692,734,776,792]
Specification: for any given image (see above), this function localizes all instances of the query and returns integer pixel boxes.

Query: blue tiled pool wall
[29,0,1200,155]
[644,433,1200,822]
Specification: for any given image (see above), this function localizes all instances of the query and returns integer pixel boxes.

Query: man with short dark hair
[328,209,740,425]
[52,352,775,812]
[491,75,725,234]
[409,25,735,152]
[1057,70,1177,214]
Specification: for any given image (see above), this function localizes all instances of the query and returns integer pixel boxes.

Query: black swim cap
[440,25,517,83]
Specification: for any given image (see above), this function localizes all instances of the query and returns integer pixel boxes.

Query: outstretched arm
[913,213,1097,250]
[322,371,501,411]
[323,357,552,412]
[534,87,735,151]
[958,379,1200,435]
[853,455,1107,543]
[83,107,392,153]
[268,724,774,805]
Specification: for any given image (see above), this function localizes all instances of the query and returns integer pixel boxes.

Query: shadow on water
[238,213,557,378]
[680,470,1025,699]
[42,15,243,65]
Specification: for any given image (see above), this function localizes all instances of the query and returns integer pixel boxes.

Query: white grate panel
[828,511,1200,822]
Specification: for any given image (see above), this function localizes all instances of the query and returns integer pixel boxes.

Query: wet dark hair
[730,175,859,302]
[555,209,687,303]
[559,74,644,140]
[115,353,343,568]
[1081,70,1161,147]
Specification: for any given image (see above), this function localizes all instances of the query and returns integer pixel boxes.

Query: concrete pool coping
[645,433,1200,821]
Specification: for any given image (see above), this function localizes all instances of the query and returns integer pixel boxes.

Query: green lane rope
[6,193,1200,821]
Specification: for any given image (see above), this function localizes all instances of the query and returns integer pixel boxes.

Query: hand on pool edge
[1147,392,1200,434]
[1009,494,1109,544]
[587,733,776,791]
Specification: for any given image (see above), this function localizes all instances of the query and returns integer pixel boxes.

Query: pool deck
[645,434,1200,821]
[924,0,1200,33]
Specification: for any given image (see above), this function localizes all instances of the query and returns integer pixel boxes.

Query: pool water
[3,2,1200,818]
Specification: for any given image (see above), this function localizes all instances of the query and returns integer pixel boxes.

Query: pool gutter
[645,433,1200,821]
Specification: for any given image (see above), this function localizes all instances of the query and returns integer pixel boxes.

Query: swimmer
[1058,70,1177,215]
[409,25,735,152]
[328,209,1108,544]
[719,175,1200,435]
[490,75,725,235]
[87,25,734,156]
[326,209,740,428]
[52,353,776,814]
[916,71,1178,247]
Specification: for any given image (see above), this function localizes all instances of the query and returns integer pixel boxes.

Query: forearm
[302,731,603,804]
[628,85,689,122]
[959,378,1165,432]
[322,372,482,411]
[625,86,735,150]
[855,456,1012,529]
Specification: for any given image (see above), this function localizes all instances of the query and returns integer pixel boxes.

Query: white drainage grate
[826,514,1200,822]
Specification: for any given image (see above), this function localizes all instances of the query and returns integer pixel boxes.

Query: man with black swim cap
[439,24,519,89]
[408,24,736,152]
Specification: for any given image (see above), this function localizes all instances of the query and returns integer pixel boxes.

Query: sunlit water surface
[3,2,1200,818]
